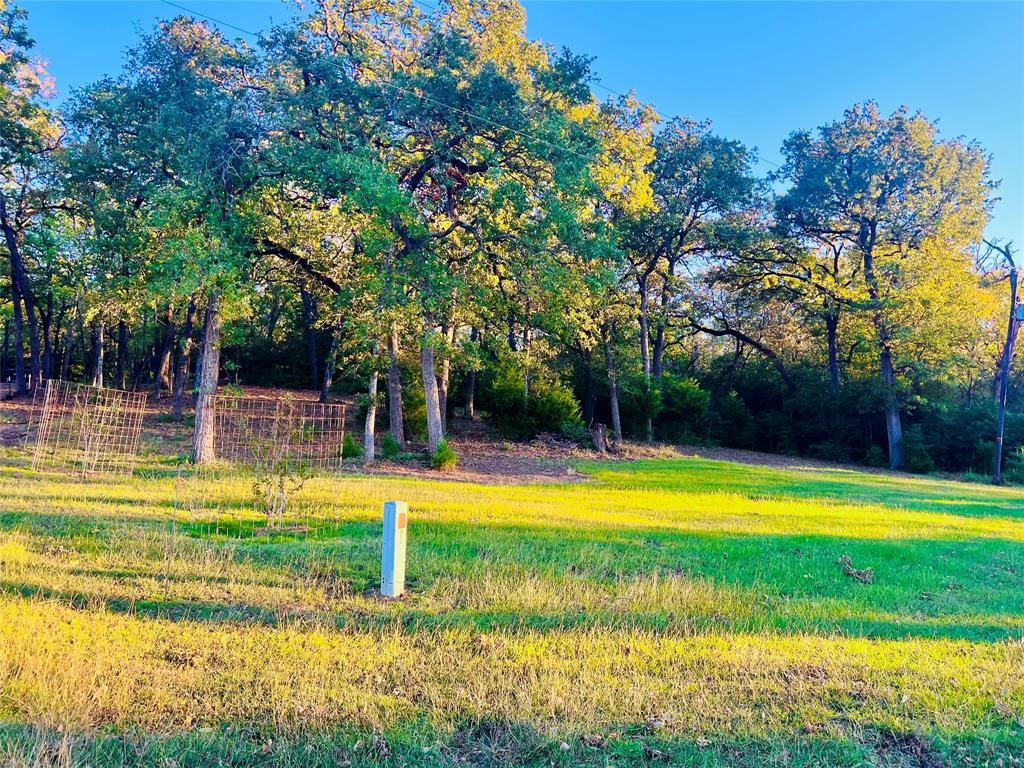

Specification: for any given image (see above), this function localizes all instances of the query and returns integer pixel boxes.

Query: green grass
[0,451,1021,766]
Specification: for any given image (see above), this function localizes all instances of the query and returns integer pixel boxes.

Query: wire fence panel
[31,380,148,477]
[208,393,347,471]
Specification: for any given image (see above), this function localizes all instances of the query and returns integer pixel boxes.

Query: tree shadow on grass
[3,507,1022,641]
[0,718,1017,768]
[2,574,1020,642]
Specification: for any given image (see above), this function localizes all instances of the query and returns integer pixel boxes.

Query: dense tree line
[0,0,1017,475]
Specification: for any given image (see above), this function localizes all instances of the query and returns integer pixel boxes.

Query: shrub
[342,432,363,459]
[807,441,851,463]
[903,424,936,475]
[1000,446,1024,484]
[486,361,583,440]
[559,418,590,446]
[380,433,402,460]
[401,383,429,442]
[431,439,458,471]
[864,445,887,468]
[617,374,662,438]
[657,376,710,442]
[710,392,755,448]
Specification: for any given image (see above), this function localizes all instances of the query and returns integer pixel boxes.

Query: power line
[160,0,259,37]
[158,0,783,169]
[403,0,783,169]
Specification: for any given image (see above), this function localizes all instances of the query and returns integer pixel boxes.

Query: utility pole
[989,239,1018,484]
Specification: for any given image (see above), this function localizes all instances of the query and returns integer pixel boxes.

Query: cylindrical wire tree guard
[31,380,148,477]
[207,393,347,471]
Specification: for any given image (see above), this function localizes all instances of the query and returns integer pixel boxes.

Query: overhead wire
[158,0,785,171]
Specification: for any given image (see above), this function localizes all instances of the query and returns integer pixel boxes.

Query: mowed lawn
[0,452,1021,767]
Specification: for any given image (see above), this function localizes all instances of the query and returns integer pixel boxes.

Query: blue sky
[21,0,1024,247]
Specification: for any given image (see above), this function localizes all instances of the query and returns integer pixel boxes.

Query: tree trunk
[1,320,8,386]
[581,353,595,426]
[90,322,104,387]
[300,287,319,390]
[59,310,74,381]
[41,296,53,381]
[152,308,174,397]
[116,321,128,389]
[465,326,478,418]
[637,276,654,441]
[994,265,1019,483]
[26,295,41,391]
[825,311,840,397]
[652,259,678,382]
[652,324,666,381]
[9,286,25,394]
[364,340,380,461]
[465,369,476,419]
[638,276,651,379]
[171,298,197,420]
[387,323,405,444]
[860,225,903,470]
[265,296,282,341]
[437,323,454,432]
[878,346,904,469]
[320,325,341,404]
[604,333,623,443]
[0,195,29,394]
[420,322,444,453]
[192,293,222,464]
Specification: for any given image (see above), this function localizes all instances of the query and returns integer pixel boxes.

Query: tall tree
[0,1,60,393]
[775,103,992,469]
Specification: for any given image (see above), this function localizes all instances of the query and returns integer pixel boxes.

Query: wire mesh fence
[208,393,347,472]
[31,379,148,477]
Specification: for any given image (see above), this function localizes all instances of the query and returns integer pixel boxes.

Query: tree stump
[591,423,609,455]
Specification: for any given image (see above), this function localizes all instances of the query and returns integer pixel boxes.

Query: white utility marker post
[381,500,408,597]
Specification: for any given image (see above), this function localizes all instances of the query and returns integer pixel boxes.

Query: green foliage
[485,361,583,440]
[430,439,458,472]
[710,392,756,449]
[401,383,429,443]
[902,424,936,475]
[658,376,710,441]
[342,433,363,460]
[559,419,591,446]
[864,446,888,468]
[616,375,661,438]
[380,434,402,461]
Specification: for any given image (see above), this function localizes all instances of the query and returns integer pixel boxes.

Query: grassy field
[0,450,1021,767]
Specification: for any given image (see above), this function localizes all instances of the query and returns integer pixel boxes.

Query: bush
[559,418,591,446]
[431,439,458,471]
[401,383,429,442]
[807,441,851,463]
[864,445,887,468]
[710,392,755,449]
[617,374,662,439]
[485,361,583,440]
[380,433,402,460]
[342,432,363,459]
[657,376,709,442]
[903,424,935,474]
[997,445,1024,484]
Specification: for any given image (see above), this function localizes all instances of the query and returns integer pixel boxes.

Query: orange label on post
[397,511,407,530]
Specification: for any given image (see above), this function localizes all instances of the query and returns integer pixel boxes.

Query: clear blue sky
[21,0,1024,246]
